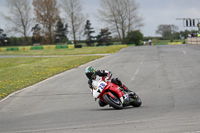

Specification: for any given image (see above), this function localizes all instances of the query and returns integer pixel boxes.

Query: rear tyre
[103,94,123,109]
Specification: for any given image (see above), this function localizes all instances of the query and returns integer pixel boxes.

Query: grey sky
[0,0,200,37]
[137,0,200,36]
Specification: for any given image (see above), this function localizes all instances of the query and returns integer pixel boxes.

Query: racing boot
[111,78,136,98]
[121,84,137,99]
[112,78,130,92]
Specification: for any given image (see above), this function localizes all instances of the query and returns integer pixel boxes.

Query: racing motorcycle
[92,78,142,109]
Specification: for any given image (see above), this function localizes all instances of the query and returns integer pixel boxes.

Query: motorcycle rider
[85,66,135,107]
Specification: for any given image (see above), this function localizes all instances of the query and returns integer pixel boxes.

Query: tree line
[156,24,198,40]
[0,0,143,46]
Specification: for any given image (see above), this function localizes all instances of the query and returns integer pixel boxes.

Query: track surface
[1,44,200,133]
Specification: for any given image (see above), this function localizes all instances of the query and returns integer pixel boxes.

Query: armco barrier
[56,45,68,49]
[31,46,44,50]
[75,45,82,48]
[43,45,56,50]
[68,44,74,49]
[7,47,19,51]
[19,47,31,51]
[0,48,7,52]
[0,44,75,52]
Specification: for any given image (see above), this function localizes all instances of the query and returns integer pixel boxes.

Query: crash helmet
[85,66,96,79]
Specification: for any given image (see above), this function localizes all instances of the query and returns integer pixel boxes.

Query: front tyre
[103,94,123,109]
[131,94,142,107]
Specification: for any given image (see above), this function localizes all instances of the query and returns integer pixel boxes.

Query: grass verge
[0,45,128,100]
[0,56,102,100]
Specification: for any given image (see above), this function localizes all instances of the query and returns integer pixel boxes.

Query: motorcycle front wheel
[131,94,142,107]
[103,94,123,109]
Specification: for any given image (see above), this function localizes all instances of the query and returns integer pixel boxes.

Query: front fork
[122,92,137,106]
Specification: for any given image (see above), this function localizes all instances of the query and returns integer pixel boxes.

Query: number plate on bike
[97,82,107,92]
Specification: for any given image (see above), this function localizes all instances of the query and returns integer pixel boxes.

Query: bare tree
[33,0,60,44]
[60,0,86,46]
[98,0,143,44]
[4,0,32,41]
[156,24,179,38]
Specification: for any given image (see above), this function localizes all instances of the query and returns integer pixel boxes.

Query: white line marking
[131,60,144,81]
[183,50,187,55]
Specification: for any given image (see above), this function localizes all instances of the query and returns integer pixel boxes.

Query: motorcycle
[92,78,142,109]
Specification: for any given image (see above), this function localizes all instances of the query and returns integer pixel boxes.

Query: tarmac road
[0,44,200,133]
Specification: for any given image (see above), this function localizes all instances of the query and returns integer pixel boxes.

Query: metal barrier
[0,45,74,51]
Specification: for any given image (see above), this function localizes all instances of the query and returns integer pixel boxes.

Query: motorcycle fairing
[99,82,125,104]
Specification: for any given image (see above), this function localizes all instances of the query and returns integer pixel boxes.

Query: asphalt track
[0,44,200,133]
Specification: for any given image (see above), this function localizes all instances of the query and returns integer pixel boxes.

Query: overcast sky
[0,0,200,37]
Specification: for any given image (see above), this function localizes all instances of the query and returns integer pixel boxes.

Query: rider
[85,66,135,107]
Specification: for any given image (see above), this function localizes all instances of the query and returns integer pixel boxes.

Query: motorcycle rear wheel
[103,94,123,109]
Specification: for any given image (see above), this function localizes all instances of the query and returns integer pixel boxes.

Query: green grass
[0,45,127,55]
[152,39,184,45]
[0,45,128,100]
[0,56,103,100]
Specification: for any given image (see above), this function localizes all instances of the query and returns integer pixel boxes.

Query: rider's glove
[116,78,122,87]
